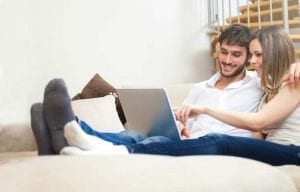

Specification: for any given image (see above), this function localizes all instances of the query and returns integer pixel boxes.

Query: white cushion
[71,95,124,133]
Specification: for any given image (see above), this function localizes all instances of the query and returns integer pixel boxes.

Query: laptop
[116,88,182,141]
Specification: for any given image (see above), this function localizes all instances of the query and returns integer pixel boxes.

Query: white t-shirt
[184,70,264,138]
[261,94,300,146]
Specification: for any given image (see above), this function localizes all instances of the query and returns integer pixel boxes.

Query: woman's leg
[128,134,300,165]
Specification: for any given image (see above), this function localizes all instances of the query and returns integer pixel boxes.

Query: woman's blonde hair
[252,26,296,98]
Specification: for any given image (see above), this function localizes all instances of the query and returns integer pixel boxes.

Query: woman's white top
[261,94,300,146]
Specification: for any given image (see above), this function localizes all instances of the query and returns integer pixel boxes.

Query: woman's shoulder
[279,82,300,103]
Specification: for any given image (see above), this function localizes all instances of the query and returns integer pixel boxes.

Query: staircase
[209,0,300,71]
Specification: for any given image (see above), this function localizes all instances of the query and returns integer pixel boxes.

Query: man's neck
[215,70,246,90]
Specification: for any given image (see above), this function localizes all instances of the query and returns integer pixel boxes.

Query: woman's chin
[255,69,262,77]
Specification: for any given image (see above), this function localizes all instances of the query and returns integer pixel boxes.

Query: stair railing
[207,0,291,31]
[282,0,290,32]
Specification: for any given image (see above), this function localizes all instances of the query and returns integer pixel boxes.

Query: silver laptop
[116,88,182,141]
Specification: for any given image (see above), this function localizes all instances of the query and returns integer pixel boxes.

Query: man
[178,24,263,139]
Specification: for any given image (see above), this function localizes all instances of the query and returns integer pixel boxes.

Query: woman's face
[249,39,263,77]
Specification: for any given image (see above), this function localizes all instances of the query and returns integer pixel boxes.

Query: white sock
[60,145,129,156]
[64,120,113,150]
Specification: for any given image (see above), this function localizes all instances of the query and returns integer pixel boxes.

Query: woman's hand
[281,62,300,85]
[173,104,205,124]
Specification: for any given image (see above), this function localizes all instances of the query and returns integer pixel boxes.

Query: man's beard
[219,61,247,78]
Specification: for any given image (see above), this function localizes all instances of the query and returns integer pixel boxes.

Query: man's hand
[176,120,190,138]
[281,62,300,85]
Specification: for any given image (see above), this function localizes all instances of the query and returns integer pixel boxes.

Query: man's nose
[225,54,232,63]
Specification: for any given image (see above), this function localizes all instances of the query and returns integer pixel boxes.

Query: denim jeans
[127,134,300,166]
[79,120,170,145]
[79,120,300,166]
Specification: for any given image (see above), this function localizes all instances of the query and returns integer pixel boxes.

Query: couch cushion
[71,95,124,133]
[0,155,297,192]
[0,151,37,164]
[278,165,300,192]
[164,84,194,106]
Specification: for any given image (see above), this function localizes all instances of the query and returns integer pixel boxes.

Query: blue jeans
[127,134,300,166]
[79,120,170,145]
[79,120,300,165]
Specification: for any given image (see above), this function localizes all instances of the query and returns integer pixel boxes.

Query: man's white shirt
[184,70,264,138]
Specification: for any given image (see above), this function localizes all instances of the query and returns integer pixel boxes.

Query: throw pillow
[72,73,127,124]
[71,95,124,133]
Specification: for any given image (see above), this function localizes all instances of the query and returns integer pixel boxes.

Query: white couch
[0,84,299,192]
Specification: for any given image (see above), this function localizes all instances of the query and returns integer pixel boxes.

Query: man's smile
[221,63,236,72]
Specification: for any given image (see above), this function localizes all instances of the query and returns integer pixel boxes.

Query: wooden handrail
[209,34,300,42]
[290,34,300,41]
[239,0,297,13]
[244,19,300,28]
[228,5,299,23]
[214,19,300,30]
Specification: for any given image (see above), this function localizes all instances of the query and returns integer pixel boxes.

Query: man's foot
[30,103,55,155]
[43,79,75,153]
[64,120,113,150]
[60,145,129,156]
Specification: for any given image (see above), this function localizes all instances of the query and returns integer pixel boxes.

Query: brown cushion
[72,73,126,124]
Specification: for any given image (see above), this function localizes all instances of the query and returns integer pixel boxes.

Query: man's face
[218,42,248,78]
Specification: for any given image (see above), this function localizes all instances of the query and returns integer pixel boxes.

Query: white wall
[0,0,214,124]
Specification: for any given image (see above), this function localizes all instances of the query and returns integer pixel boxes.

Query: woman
[46,26,300,165]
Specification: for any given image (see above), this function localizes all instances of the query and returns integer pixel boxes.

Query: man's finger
[181,128,190,138]
[172,106,180,112]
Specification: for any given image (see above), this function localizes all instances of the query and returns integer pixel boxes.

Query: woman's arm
[175,63,300,131]
[201,84,300,131]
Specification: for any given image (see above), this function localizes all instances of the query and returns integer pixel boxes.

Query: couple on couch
[31,24,300,166]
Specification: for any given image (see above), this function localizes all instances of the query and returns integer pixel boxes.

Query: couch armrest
[0,123,37,152]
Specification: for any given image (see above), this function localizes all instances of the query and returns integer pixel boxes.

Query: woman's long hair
[251,26,296,99]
